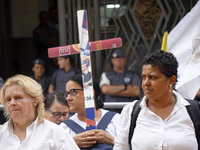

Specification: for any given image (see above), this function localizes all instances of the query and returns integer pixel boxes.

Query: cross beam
[48,10,122,130]
[48,38,122,58]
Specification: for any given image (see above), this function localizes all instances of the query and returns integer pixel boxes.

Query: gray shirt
[51,68,81,92]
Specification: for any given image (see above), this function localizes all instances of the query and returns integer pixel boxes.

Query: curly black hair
[142,50,179,85]
[66,74,104,110]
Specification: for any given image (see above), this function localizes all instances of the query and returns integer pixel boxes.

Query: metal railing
[103,102,130,109]
[0,105,4,111]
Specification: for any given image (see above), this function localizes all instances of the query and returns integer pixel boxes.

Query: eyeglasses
[64,89,83,98]
[47,110,70,119]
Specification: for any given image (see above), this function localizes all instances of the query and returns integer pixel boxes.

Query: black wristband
[124,84,127,90]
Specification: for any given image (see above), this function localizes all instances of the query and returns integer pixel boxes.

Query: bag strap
[63,111,117,134]
[62,119,85,134]
[97,111,117,130]
[128,99,200,149]
[128,100,142,147]
[185,99,200,150]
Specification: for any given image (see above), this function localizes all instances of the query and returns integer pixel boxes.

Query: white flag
[168,0,200,99]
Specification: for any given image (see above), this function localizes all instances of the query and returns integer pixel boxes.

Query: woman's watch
[124,84,127,90]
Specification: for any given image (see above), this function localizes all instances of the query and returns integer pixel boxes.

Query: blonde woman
[0,74,79,150]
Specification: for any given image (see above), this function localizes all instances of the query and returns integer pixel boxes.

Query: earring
[169,84,172,92]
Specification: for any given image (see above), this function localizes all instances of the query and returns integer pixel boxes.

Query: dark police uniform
[100,69,140,102]
[30,75,51,96]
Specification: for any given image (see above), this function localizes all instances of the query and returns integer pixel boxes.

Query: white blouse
[0,118,80,150]
[60,109,120,138]
[114,91,198,150]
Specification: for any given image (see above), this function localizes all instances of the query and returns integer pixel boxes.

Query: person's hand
[84,82,89,87]
[73,130,97,148]
[94,129,114,146]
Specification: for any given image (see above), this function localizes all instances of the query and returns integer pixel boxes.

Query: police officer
[30,58,51,95]
[100,49,140,103]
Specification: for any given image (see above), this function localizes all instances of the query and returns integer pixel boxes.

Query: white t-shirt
[0,118,80,150]
[60,109,120,138]
[114,91,198,150]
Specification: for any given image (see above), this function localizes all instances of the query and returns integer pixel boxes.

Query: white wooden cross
[48,10,122,130]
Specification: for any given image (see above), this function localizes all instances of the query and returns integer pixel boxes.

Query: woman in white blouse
[114,50,198,150]
[0,74,79,150]
[60,74,120,149]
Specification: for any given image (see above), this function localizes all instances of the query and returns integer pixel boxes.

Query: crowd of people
[1,49,200,149]
[0,7,200,149]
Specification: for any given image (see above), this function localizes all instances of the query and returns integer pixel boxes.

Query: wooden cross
[48,10,122,130]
